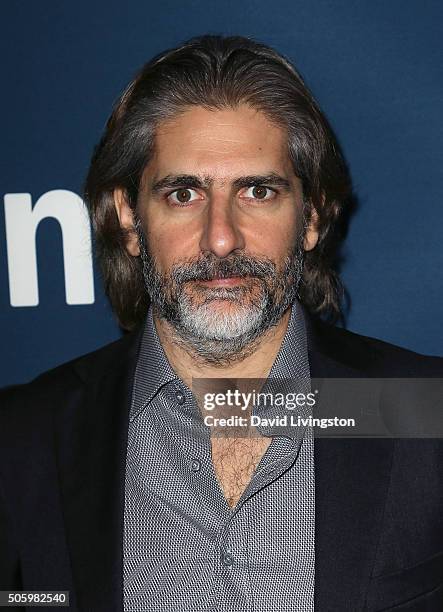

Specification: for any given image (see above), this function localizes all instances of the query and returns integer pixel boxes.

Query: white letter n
[4,190,95,306]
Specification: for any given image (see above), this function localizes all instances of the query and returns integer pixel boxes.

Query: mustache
[169,253,277,284]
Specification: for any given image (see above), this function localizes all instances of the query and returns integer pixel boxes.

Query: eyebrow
[150,173,292,194]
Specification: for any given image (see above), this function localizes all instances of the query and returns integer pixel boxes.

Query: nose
[199,195,245,258]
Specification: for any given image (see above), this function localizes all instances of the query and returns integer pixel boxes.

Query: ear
[113,188,140,256]
[304,206,319,252]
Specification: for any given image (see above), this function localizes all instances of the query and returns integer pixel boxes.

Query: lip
[195,276,247,287]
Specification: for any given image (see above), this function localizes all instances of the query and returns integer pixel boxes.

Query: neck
[153,307,292,389]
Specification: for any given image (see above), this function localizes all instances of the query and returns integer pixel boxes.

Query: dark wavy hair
[84,35,351,331]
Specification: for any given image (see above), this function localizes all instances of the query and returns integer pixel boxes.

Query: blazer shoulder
[307,314,443,377]
[0,327,143,418]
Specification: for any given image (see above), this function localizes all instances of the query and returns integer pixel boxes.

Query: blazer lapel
[306,313,394,611]
[54,329,142,612]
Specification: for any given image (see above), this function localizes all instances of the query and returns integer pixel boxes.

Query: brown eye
[176,189,192,203]
[252,185,268,199]
[242,185,276,201]
[168,188,200,206]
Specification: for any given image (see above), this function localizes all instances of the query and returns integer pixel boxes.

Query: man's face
[114,104,318,361]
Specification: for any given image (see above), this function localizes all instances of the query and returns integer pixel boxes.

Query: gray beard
[133,215,305,366]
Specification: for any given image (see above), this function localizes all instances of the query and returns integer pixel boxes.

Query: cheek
[247,216,299,259]
[279,210,303,252]
[146,222,194,270]
[147,233,171,270]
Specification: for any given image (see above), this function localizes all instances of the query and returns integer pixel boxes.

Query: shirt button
[191,459,201,472]
[175,390,185,405]
[222,551,234,567]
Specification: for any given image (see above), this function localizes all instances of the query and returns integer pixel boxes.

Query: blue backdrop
[1,0,442,387]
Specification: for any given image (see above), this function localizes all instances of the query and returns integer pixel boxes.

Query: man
[1,35,442,612]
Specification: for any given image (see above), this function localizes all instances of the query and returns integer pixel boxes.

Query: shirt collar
[129,307,178,422]
[253,301,312,441]
[267,298,310,381]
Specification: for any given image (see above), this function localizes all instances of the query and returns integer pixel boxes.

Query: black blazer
[1,313,443,611]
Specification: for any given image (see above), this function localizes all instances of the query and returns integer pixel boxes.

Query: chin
[179,302,265,341]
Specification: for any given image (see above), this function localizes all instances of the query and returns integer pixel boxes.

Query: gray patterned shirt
[123,302,315,611]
